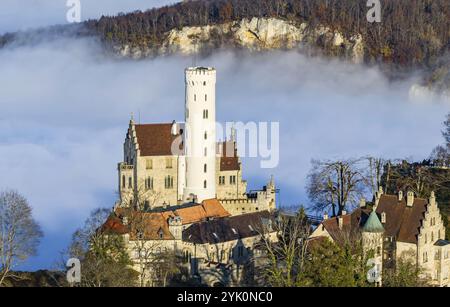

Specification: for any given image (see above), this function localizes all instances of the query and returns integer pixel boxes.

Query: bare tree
[118,182,162,211]
[365,156,389,196]
[307,158,366,216]
[69,208,137,287]
[255,209,311,287]
[0,190,43,286]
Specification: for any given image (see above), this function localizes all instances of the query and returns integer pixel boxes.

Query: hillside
[1,0,449,90]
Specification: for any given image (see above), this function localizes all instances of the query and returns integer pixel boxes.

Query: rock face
[115,17,365,64]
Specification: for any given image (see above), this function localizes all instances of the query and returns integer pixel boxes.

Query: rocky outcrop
[114,17,365,64]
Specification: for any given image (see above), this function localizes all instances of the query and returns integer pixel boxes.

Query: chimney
[323,213,329,220]
[171,120,178,136]
[406,191,414,207]
[338,216,344,230]
[359,198,366,208]
[398,190,403,202]
[381,212,386,224]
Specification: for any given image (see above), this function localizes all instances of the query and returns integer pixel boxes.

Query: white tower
[183,67,217,202]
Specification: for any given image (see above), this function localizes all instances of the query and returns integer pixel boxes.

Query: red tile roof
[162,199,231,225]
[218,141,240,171]
[133,123,182,156]
[131,123,241,171]
[105,199,231,239]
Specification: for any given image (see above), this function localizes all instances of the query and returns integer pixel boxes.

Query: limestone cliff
[113,17,365,64]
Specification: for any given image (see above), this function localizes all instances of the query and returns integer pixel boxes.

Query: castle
[310,188,450,287]
[104,67,278,286]
[116,66,276,215]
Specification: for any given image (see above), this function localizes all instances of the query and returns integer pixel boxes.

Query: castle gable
[375,194,427,244]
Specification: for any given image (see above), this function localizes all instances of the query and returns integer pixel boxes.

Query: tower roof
[363,211,384,233]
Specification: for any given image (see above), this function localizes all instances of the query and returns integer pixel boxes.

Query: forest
[79,0,450,68]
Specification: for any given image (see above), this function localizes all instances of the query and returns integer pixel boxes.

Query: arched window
[203,81,206,86]
[204,147,207,157]
[194,94,196,102]
[204,180,207,189]
[204,164,207,173]
[205,94,207,101]
[204,131,207,140]
[122,175,125,188]
[128,177,132,189]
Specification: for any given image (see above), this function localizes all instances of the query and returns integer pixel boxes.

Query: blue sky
[0,1,449,271]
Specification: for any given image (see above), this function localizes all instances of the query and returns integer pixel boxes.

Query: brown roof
[183,211,271,244]
[320,194,429,245]
[133,123,182,156]
[104,199,231,240]
[321,208,370,243]
[101,215,129,235]
[375,194,427,244]
[162,199,231,225]
[131,123,240,171]
[218,141,240,171]
[102,211,174,240]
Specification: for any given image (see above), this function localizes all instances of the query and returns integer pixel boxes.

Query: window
[128,177,133,189]
[205,94,207,101]
[435,251,441,260]
[186,108,189,119]
[219,176,225,185]
[194,94,196,102]
[165,176,174,189]
[423,252,428,263]
[204,180,207,189]
[204,131,207,140]
[204,147,207,157]
[146,159,153,169]
[166,158,173,169]
[203,81,206,86]
[238,246,244,257]
[145,177,153,190]
[122,175,125,188]
[204,164,207,173]
[203,109,209,119]
[431,231,434,242]
[230,175,236,185]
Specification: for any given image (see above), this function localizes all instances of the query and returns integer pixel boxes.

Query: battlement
[220,198,258,204]
[185,67,216,84]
